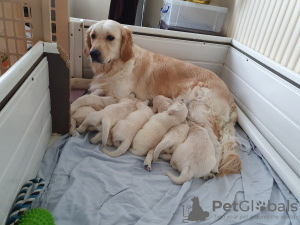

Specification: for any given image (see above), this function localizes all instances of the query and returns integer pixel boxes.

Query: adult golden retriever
[73,20,241,176]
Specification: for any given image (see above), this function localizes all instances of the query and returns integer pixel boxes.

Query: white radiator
[227,0,300,73]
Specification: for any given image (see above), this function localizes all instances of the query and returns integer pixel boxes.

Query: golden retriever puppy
[166,121,216,184]
[70,106,96,136]
[154,121,190,160]
[69,95,118,136]
[103,100,154,157]
[71,95,117,115]
[130,99,188,157]
[76,97,139,149]
[80,20,241,176]
[185,86,240,176]
[152,95,173,113]
[144,122,190,171]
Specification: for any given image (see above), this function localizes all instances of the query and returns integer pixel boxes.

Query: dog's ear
[167,108,176,115]
[178,98,184,104]
[167,106,179,115]
[129,92,136,99]
[83,26,92,58]
[167,101,182,115]
[120,27,133,62]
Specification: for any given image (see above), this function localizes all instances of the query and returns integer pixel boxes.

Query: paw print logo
[256,201,266,211]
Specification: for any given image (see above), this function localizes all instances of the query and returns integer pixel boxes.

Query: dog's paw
[144,164,152,172]
[210,162,219,176]
[203,172,215,181]
[213,171,219,176]
[106,139,113,146]
[76,126,85,133]
[211,167,219,175]
[69,129,76,137]
[90,137,100,144]
[91,89,104,96]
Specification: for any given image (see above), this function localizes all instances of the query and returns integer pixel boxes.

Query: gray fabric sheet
[33,125,300,225]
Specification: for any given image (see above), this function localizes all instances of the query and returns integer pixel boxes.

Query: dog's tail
[217,109,241,176]
[153,139,173,162]
[217,152,241,176]
[101,118,111,147]
[165,166,193,185]
[103,139,132,157]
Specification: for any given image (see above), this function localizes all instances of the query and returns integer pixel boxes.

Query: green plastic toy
[17,208,55,225]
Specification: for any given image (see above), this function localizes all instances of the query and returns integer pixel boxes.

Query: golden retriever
[166,121,217,184]
[104,100,154,158]
[152,95,173,113]
[74,20,241,176]
[144,122,190,172]
[69,95,118,136]
[76,96,139,149]
[130,99,188,157]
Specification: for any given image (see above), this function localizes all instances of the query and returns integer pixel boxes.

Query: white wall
[69,0,111,21]
[142,0,163,28]
[0,56,51,224]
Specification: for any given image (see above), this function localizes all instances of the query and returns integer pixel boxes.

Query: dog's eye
[106,35,115,41]
[91,34,96,39]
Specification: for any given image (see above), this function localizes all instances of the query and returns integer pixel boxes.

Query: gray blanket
[33,125,300,225]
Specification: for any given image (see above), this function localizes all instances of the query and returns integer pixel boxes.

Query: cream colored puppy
[144,122,190,171]
[166,121,216,184]
[76,97,138,149]
[130,99,188,157]
[103,100,154,157]
[70,106,96,136]
[71,95,117,115]
[152,95,173,113]
[69,95,118,136]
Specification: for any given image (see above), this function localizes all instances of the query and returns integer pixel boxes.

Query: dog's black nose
[90,50,101,61]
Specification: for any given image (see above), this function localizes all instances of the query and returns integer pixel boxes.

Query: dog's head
[167,99,188,118]
[83,20,133,64]
[153,95,173,113]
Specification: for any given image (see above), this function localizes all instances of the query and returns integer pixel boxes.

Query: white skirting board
[0,56,52,224]
[220,45,300,201]
[237,106,300,202]
[221,47,300,178]
[231,39,300,86]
